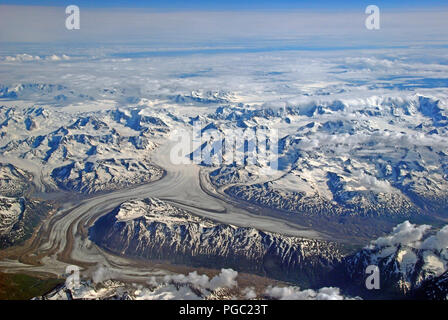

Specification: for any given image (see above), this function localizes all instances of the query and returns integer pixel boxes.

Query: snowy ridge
[172,90,236,105]
[90,198,343,287]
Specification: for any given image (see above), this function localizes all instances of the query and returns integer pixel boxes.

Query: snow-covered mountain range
[0,105,169,194]
[199,95,448,220]
[1,45,448,300]
[90,197,343,287]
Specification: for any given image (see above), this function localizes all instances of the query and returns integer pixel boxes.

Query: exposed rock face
[226,181,420,218]
[90,198,343,287]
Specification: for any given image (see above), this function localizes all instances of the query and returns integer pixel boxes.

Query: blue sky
[2,0,448,10]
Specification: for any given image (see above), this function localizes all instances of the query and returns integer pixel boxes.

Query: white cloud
[45,54,70,61]
[162,268,238,291]
[92,264,116,284]
[163,271,210,288]
[373,221,431,248]
[82,268,355,300]
[135,284,202,300]
[209,268,238,290]
[264,285,355,300]
[3,53,41,62]
[242,287,257,299]
[119,269,238,300]
[1,53,70,63]
[357,172,393,193]
[343,57,396,70]
[421,225,448,251]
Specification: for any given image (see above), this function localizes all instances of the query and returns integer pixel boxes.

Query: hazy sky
[0,2,447,49]
[2,0,448,10]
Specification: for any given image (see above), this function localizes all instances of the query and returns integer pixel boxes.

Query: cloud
[163,271,210,288]
[129,269,238,300]
[373,220,431,248]
[162,268,238,291]
[86,268,236,300]
[343,57,396,70]
[1,53,70,63]
[92,264,116,284]
[3,54,41,62]
[421,225,448,251]
[46,54,70,61]
[135,284,202,300]
[209,268,238,290]
[242,287,257,299]
[82,267,354,300]
[264,286,355,300]
[357,172,393,193]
